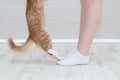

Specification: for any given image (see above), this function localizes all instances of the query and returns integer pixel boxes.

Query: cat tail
[8,36,33,52]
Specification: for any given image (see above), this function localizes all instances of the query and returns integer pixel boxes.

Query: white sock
[56,49,90,66]
[60,49,76,60]
[48,49,61,60]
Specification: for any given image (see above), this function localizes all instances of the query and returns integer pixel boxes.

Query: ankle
[76,48,89,57]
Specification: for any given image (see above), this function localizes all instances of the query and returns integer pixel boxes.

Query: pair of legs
[57,0,102,65]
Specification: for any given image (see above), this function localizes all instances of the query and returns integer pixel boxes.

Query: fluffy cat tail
[8,36,33,52]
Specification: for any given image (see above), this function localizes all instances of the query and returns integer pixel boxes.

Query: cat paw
[48,49,61,60]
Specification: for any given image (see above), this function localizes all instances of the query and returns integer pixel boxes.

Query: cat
[8,0,60,59]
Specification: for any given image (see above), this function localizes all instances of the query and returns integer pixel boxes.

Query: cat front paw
[48,49,61,60]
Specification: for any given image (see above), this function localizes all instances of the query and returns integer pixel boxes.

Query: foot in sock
[56,49,90,66]
[59,49,76,60]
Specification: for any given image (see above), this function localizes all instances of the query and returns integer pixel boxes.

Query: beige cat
[8,0,60,59]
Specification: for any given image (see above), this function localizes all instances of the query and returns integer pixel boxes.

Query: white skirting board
[0,39,120,44]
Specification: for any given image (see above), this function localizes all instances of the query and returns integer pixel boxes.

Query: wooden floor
[0,43,120,80]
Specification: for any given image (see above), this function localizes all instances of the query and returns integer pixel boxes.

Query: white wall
[0,0,120,39]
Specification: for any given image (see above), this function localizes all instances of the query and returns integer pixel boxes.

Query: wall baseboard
[0,39,120,44]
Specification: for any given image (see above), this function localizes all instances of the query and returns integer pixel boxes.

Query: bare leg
[57,0,102,65]
[77,0,102,56]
